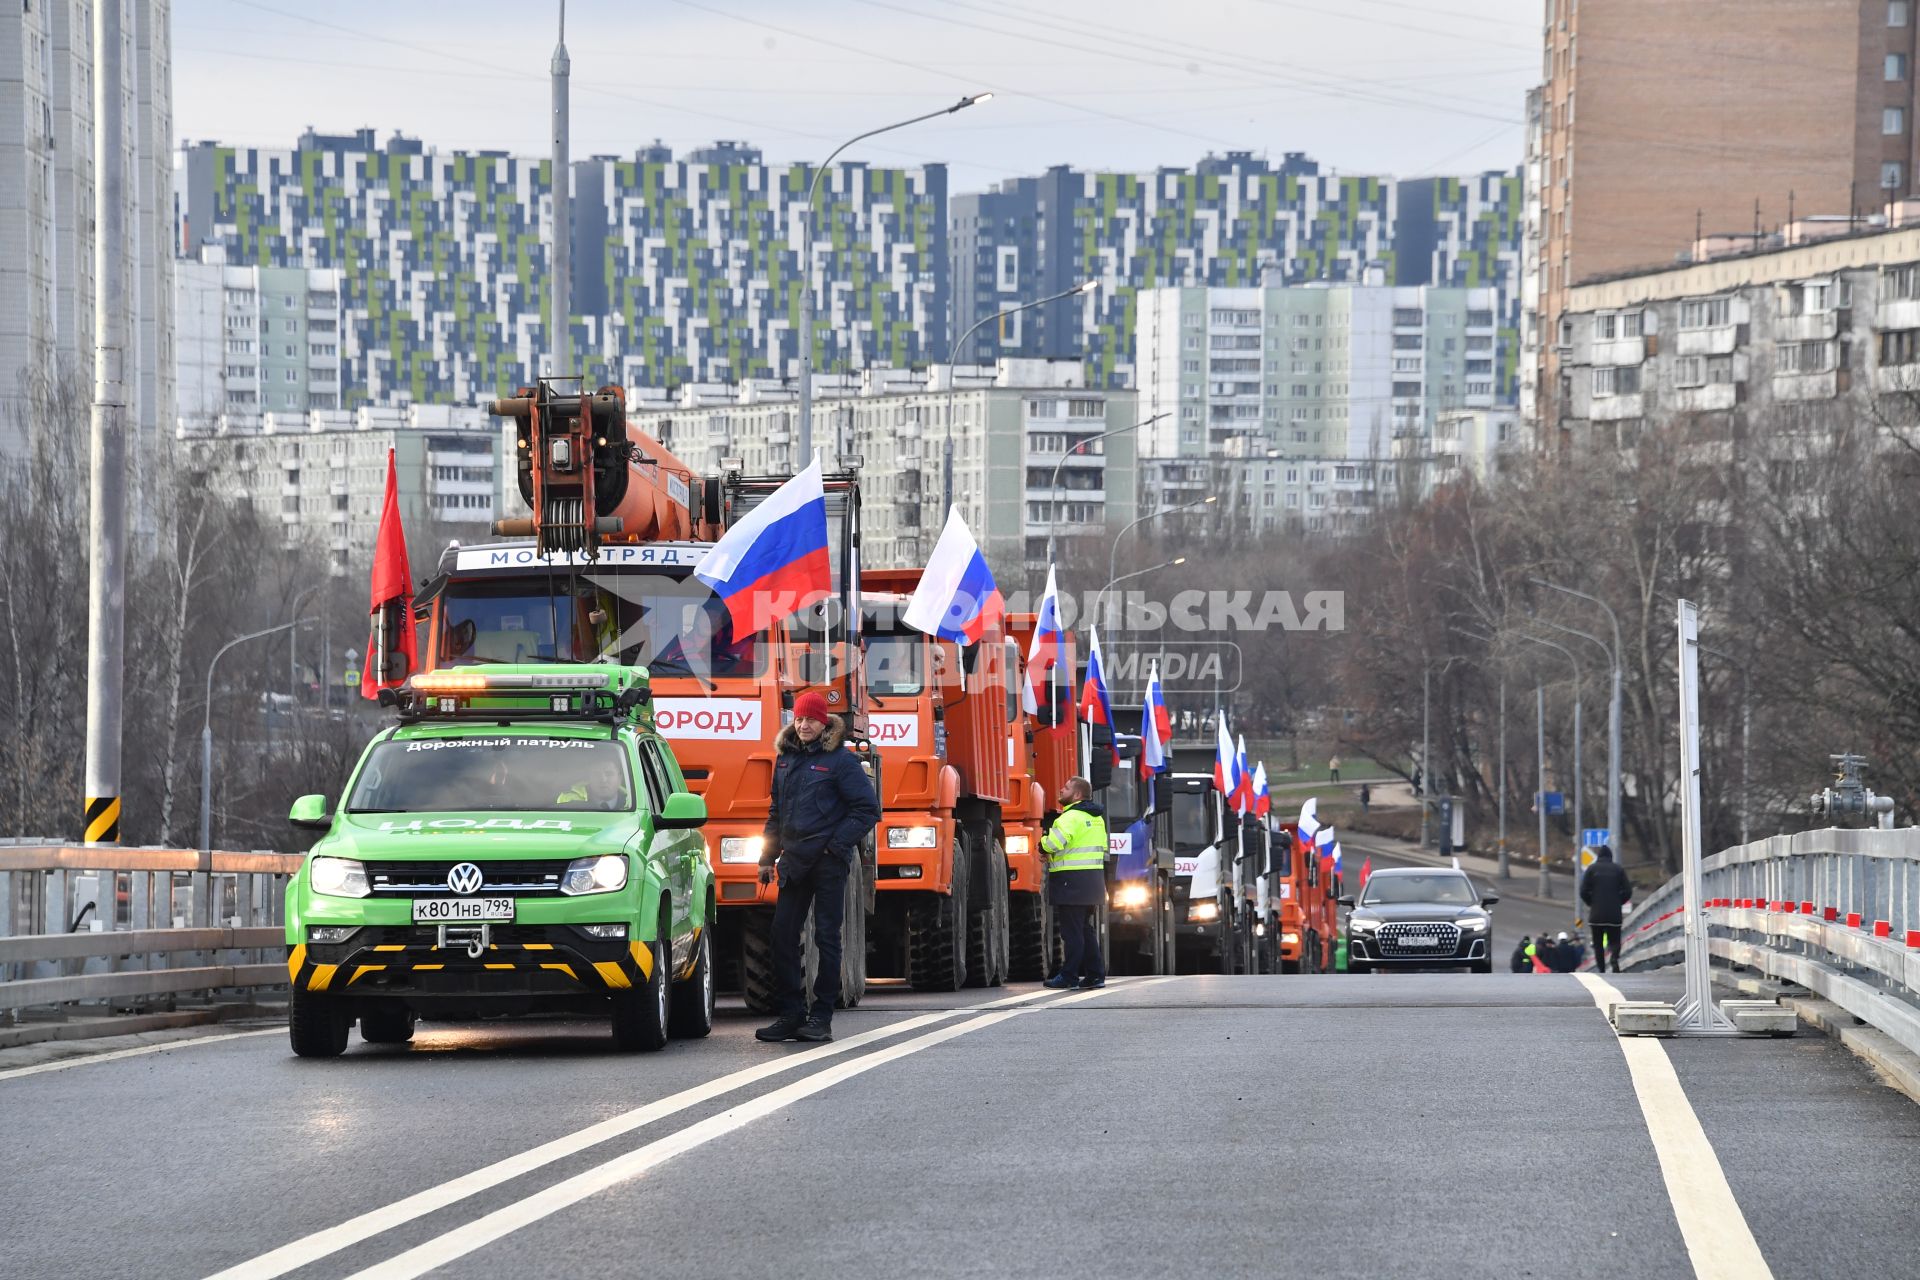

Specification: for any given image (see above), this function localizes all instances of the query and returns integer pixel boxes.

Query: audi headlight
[1112,882,1149,910]
[1457,915,1489,932]
[719,836,764,864]
[1188,900,1220,923]
[1348,914,1384,932]
[560,854,628,896]
[308,856,369,899]
[887,825,938,850]
[1004,835,1032,856]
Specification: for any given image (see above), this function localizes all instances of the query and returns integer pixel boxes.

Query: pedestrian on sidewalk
[1358,782,1371,814]
[1328,754,1342,784]
[755,691,881,1045]
[1580,843,1632,974]
[1042,776,1109,991]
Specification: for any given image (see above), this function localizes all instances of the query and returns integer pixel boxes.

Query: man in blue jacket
[756,690,880,1044]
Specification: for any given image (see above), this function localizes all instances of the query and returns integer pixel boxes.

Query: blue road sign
[1581,828,1610,848]
[1540,791,1565,816]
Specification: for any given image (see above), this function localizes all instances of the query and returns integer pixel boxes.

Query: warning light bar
[386,665,648,725]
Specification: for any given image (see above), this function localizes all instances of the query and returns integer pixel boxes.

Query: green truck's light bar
[383,664,653,726]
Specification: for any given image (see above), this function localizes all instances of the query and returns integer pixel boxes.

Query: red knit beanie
[792,691,832,725]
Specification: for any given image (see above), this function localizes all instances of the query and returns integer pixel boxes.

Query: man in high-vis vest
[1041,776,1109,990]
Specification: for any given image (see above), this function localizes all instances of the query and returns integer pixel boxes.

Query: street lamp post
[1045,413,1167,568]
[1103,495,1216,630]
[1531,578,1623,855]
[1090,557,1187,637]
[1516,632,1581,900]
[290,583,324,708]
[797,93,992,463]
[201,618,313,926]
[941,279,1098,533]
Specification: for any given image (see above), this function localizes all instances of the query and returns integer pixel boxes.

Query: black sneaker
[755,1014,804,1043]
[1074,977,1106,990]
[794,1016,833,1043]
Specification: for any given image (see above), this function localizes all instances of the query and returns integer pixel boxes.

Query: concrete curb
[0,1013,287,1074]
[0,1001,285,1051]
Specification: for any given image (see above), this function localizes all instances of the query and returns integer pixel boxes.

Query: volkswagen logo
[446,862,484,895]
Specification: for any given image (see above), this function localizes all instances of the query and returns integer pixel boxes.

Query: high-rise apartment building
[1529,0,1919,433]
[1134,280,1503,461]
[951,153,1522,394]
[636,361,1136,581]
[1,0,173,468]
[175,258,343,429]
[178,133,948,404]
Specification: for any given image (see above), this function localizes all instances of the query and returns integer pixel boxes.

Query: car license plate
[412,897,514,923]
[1400,933,1439,948]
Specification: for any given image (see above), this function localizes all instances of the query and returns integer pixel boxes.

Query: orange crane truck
[420,380,877,1011]
[858,569,1012,990]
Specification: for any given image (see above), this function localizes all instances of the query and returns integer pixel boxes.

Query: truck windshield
[347,736,634,813]
[1171,790,1214,848]
[439,573,763,679]
[864,633,924,697]
[1106,767,1139,824]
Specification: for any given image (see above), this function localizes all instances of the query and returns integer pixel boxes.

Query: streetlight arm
[1529,577,1623,665]
[1532,615,1612,667]
[948,280,1096,368]
[1109,494,1215,606]
[1091,557,1184,633]
[205,618,313,732]
[1045,413,1168,561]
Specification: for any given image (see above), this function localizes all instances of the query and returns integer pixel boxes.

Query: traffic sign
[343,668,361,686]
[1540,791,1565,816]
[1578,847,1598,871]
[1581,827,1610,849]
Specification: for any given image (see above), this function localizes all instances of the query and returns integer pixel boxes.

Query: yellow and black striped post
[84,795,121,844]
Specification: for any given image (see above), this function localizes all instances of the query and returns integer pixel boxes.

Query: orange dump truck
[421,380,877,1010]
[858,570,1012,989]
[1004,611,1081,978]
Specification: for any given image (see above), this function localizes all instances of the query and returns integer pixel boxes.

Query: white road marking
[205,983,1128,1280]
[1576,974,1774,1280]
[344,980,1166,1280]
[0,1029,282,1083]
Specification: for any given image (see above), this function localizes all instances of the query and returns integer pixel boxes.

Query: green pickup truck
[284,664,713,1057]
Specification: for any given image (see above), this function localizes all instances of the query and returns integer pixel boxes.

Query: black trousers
[1590,923,1621,973]
[772,852,848,1020]
[1055,904,1105,985]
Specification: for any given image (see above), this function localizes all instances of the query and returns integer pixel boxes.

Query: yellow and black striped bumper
[286,929,682,996]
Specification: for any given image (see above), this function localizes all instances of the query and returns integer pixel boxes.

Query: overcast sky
[175,0,1540,187]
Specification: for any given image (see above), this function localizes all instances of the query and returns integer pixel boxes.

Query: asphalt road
[4,974,1917,1279]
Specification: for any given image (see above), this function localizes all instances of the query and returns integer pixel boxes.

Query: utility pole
[550,0,571,378]
[1497,676,1508,880]
[83,0,128,846]
[1535,681,1548,899]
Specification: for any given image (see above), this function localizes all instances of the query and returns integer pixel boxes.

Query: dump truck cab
[1166,771,1232,972]
[1104,732,1174,975]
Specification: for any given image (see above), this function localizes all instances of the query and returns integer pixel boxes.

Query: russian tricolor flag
[1234,734,1253,814]
[1079,626,1119,763]
[693,457,833,635]
[1022,565,1072,717]
[1140,659,1171,780]
[1296,796,1320,860]
[1214,711,1241,802]
[903,507,1003,643]
[1315,824,1337,873]
[1252,761,1270,818]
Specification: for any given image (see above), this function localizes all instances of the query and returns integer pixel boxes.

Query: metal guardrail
[0,843,303,1021]
[1621,827,1920,1057]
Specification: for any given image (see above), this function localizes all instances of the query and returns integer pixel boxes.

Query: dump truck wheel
[358,1004,415,1045]
[1008,890,1047,982]
[965,841,1009,989]
[739,906,780,1014]
[908,839,968,991]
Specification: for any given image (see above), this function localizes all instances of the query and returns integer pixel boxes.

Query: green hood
[316,810,641,862]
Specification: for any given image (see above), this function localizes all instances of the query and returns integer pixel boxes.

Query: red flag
[1359,856,1372,887]
[361,449,417,700]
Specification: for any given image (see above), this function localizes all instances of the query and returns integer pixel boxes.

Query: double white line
[211,980,1162,1280]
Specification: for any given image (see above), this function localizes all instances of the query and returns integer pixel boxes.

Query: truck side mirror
[289,794,332,831]
[657,791,708,830]
[1337,895,1355,908]
[1088,726,1114,791]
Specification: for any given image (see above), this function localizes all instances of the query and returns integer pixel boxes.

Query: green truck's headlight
[310,856,370,899]
[560,854,628,896]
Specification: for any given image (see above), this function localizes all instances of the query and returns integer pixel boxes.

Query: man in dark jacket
[755,690,880,1044]
[1041,777,1110,990]
[1580,844,1632,973]
[1509,934,1535,973]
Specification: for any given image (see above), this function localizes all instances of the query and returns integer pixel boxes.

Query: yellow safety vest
[1042,804,1109,874]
